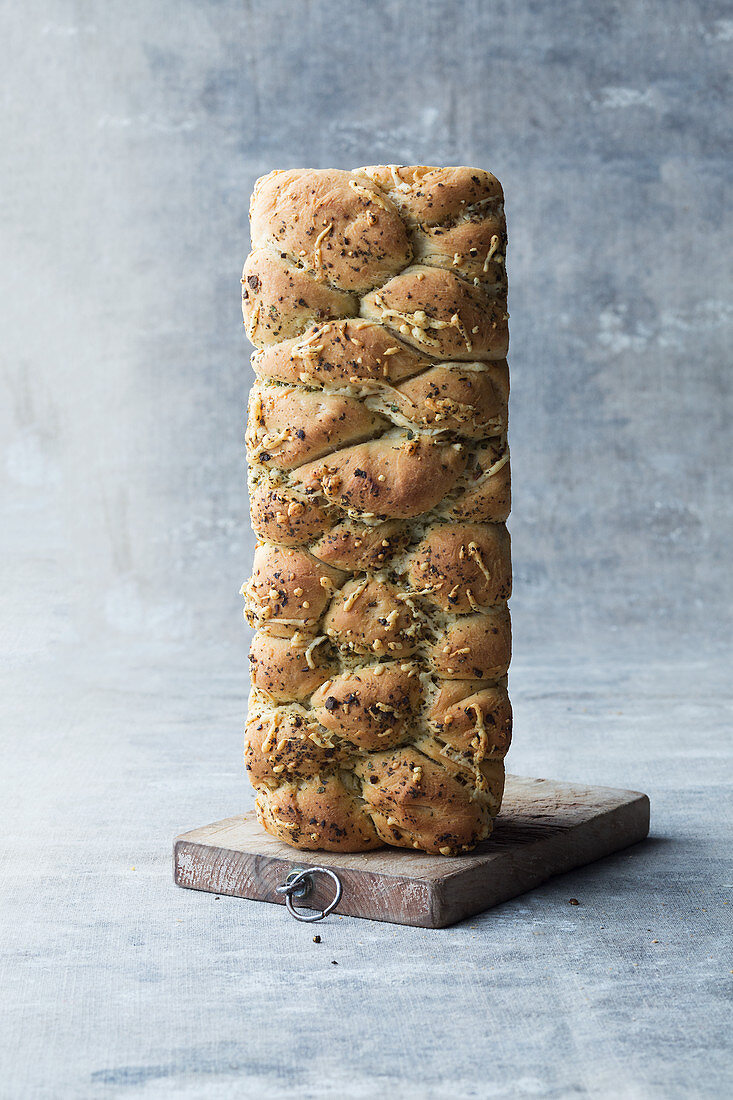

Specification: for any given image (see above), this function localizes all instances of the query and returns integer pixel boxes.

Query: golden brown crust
[427,677,495,723]
[246,384,387,471]
[254,774,382,851]
[408,740,506,819]
[242,249,358,347]
[250,169,412,293]
[426,679,512,759]
[249,477,334,546]
[252,319,430,388]
[242,166,512,856]
[354,165,503,227]
[448,441,511,523]
[406,522,512,613]
[360,265,508,361]
[248,629,336,702]
[293,432,466,519]
[353,747,495,853]
[411,215,507,288]
[392,361,508,439]
[427,609,512,679]
[309,518,409,571]
[324,577,421,658]
[245,705,344,784]
[311,664,421,751]
[243,544,345,633]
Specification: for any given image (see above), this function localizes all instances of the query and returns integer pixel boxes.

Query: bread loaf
[242,166,512,855]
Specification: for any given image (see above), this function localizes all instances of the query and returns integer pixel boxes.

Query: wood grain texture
[174,775,650,927]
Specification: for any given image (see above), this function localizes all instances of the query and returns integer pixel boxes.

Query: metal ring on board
[275,867,343,923]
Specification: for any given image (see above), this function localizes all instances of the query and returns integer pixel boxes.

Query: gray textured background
[2,1,731,1097]
[3,0,731,654]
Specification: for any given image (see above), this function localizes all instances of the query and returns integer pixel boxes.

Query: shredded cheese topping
[348,179,392,211]
[483,234,501,273]
[313,222,333,277]
[467,542,492,583]
[388,164,412,193]
[303,635,328,670]
[371,296,473,351]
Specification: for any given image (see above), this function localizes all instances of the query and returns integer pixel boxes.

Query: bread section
[242,165,512,855]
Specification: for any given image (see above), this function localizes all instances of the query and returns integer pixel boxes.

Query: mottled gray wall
[2,0,731,662]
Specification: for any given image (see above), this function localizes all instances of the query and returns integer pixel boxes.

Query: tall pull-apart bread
[242,165,512,855]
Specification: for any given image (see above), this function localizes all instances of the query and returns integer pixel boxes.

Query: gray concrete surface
[1,0,731,1097]
[2,642,731,1098]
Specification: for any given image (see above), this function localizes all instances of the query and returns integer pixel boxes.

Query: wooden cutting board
[173,775,649,928]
